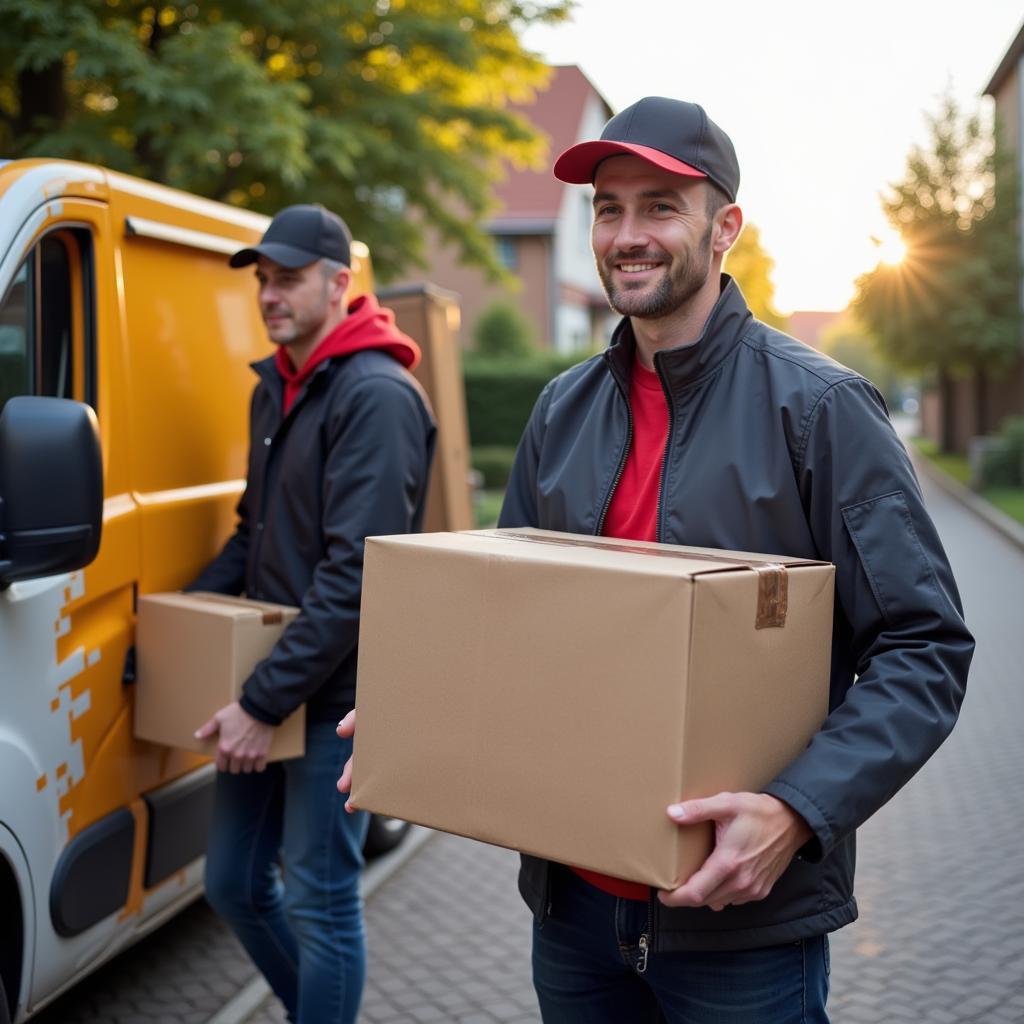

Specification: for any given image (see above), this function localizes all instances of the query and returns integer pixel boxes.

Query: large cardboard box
[352,528,833,889]
[135,592,305,760]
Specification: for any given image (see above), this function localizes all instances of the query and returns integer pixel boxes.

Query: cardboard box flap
[470,529,831,629]
[471,528,827,571]
[142,590,291,626]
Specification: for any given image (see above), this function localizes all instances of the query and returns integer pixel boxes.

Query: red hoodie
[274,294,421,415]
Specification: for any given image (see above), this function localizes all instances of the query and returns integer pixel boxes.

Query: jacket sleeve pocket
[840,489,940,626]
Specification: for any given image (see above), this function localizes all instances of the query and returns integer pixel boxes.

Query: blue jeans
[532,868,830,1024]
[205,721,370,1024]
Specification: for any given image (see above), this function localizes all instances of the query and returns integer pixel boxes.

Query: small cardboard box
[351,528,833,890]
[135,592,305,760]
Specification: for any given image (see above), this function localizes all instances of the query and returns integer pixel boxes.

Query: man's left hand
[195,702,275,774]
[659,793,812,911]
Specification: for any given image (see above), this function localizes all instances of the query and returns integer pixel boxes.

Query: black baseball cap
[230,204,352,269]
[553,97,740,202]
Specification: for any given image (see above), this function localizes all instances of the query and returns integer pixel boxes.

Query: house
[785,311,843,352]
[969,20,1024,444]
[925,21,1024,451]
[410,65,617,353]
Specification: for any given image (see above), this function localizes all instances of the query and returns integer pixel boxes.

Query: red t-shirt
[572,358,669,901]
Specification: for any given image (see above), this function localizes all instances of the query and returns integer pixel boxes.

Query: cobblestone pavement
[30,900,251,1024]
[245,838,533,1024]
[30,456,1024,1023]
[822,461,1024,1023]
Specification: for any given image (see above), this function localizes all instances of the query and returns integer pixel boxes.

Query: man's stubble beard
[263,281,331,349]
[598,221,714,320]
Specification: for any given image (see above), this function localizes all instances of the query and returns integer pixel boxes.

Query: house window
[494,235,519,271]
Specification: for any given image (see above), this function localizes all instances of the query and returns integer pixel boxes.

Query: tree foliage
[723,222,787,330]
[853,95,1020,384]
[472,298,535,357]
[0,0,571,280]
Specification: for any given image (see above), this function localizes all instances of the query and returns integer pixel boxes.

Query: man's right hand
[336,709,358,813]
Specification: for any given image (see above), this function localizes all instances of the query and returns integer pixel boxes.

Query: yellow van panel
[104,176,372,594]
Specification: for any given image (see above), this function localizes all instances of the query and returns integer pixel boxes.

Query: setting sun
[873,230,908,266]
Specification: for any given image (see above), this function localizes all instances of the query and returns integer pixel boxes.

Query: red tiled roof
[493,65,613,224]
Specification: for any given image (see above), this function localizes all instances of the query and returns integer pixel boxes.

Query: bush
[981,416,1024,488]
[473,301,535,359]
[463,351,588,447]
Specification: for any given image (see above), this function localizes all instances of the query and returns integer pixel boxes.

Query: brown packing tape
[754,564,788,629]
[186,592,286,626]
[482,530,790,629]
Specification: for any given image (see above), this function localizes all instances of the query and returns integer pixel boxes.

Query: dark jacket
[189,345,436,725]
[499,276,974,951]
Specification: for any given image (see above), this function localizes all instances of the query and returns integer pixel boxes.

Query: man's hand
[659,792,812,911]
[195,701,275,774]
[335,709,359,813]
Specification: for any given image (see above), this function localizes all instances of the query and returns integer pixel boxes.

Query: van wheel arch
[0,855,22,1024]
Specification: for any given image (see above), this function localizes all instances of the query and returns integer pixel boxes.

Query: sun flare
[874,230,907,266]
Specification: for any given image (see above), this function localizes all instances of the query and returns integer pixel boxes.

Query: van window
[0,261,29,409]
[39,236,74,399]
[0,232,91,414]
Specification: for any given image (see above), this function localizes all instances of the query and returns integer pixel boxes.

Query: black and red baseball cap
[230,204,352,269]
[553,96,740,202]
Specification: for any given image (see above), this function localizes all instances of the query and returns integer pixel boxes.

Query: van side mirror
[0,396,103,587]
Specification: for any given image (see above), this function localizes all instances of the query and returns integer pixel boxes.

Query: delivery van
[0,158,473,1023]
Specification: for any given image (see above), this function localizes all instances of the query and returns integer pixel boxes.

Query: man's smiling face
[591,155,716,321]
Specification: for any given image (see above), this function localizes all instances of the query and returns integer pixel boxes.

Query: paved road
[31,453,1024,1023]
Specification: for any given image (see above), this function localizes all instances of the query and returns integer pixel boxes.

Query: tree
[472,299,535,358]
[853,94,1020,450]
[723,222,788,330]
[0,0,570,281]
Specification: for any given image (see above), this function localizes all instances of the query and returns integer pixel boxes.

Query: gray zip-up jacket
[499,275,974,951]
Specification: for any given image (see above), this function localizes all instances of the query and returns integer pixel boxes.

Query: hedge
[463,352,590,447]
[981,416,1024,488]
[471,445,518,489]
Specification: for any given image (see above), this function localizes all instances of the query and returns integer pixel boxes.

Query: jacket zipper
[636,933,650,974]
[595,369,633,537]
[653,357,676,543]
[250,439,272,598]
[249,368,318,597]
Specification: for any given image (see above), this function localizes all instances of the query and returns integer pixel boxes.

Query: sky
[521,1,1023,313]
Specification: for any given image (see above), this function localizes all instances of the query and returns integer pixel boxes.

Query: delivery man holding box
[191,204,436,1024]
[340,97,973,1021]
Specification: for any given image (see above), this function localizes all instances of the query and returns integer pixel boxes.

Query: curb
[909,445,1024,554]
[205,825,437,1024]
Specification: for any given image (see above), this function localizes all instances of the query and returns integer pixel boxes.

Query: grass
[911,436,1024,526]
[986,488,1024,523]
[911,437,972,486]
